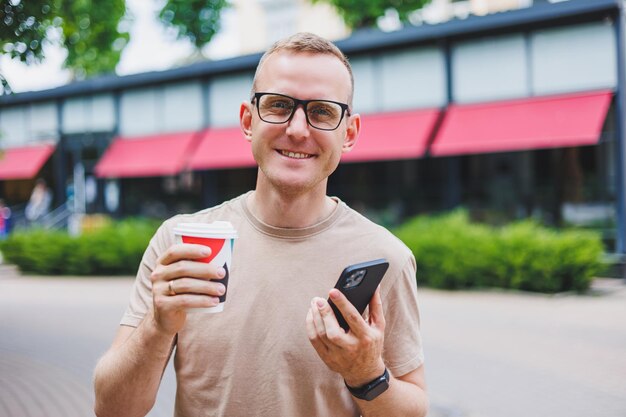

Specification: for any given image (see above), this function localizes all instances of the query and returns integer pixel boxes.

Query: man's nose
[286,106,310,138]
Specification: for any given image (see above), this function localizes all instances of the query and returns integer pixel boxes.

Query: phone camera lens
[343,269,367,289]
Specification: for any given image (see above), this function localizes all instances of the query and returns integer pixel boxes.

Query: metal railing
[8,202,74,232]
[41,202,73,230]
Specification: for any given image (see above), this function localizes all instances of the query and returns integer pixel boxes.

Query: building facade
[0,0,624,260]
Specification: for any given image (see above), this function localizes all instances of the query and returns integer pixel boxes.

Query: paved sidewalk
[0,273,175,417]
[421,278,626,417]
[1,270,625,417]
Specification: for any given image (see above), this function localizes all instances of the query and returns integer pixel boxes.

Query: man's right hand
[94,242,226,417]
[150,243,226,335]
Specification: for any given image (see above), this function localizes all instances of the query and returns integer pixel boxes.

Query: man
[94,32,428,417]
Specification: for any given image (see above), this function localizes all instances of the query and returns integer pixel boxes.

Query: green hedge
[393,210,604,293]
[0,212,605,292]
[0,218,160,275]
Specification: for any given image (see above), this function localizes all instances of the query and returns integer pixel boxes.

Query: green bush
[0,218,160,275]
[394,210,604,293]
[0,212,605,292]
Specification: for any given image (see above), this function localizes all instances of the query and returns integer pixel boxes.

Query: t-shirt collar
[240,191,345,239]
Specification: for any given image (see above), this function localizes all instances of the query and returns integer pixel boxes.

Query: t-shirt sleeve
[120,221,173,328]
[381,253,424,377]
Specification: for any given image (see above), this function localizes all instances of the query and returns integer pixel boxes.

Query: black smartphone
[328,259,389,332]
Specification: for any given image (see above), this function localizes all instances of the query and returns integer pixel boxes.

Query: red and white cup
[173,221,237,313]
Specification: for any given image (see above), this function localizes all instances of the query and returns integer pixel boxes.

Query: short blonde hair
[251,32,354,106]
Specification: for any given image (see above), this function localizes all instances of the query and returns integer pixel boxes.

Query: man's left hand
[306,287,386,387]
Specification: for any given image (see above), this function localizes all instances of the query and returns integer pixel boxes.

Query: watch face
[364,380,390,401]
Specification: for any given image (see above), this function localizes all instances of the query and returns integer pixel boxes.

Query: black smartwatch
[345,368,390,401]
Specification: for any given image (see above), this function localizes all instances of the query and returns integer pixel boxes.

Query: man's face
[241,51,359,196]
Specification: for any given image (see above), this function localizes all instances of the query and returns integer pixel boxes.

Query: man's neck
[247,186,337,229]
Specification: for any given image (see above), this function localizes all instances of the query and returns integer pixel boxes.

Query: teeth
[280,150,312,159]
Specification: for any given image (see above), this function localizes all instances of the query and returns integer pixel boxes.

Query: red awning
[430,90,613,156]
[95,132,199,178]
[0,143,56,180]
[341,109,441,163]
[188,128,256,170]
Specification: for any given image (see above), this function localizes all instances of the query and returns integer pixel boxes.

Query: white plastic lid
[173,221,238,239]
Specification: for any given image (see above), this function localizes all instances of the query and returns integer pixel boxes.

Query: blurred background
[0,0,623,258]
[0,0,625,416]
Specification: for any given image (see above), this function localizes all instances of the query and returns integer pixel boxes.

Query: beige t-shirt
[122,192,424,417]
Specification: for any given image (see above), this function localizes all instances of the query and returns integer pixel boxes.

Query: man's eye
[268,100,292,110]
[311,107,330,116]
[309,104,337,118]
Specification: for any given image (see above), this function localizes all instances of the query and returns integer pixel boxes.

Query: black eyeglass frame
[252,92,351,131]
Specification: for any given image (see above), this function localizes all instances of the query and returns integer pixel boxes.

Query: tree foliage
[159,0,228,49]
[56,0,129,79]
[1,0,128,79]
[0,0,227,85]
[1,0,52,64]
[312,0,431,29]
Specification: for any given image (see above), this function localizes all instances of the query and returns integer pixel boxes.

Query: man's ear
[240,101,253,142]
[342,113,360,153]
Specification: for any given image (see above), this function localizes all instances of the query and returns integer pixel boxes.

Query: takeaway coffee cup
[173,221,237,313]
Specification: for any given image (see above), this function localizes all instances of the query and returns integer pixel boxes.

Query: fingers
[311,299,329,336]
[150,243,227,316]
[306,287,387,385]
[306,297,350,353]
[305,308,329,355]
[316,297,347,342]
[162,260,226,283]
[152,244,227,285]
[151,260,226,305]
[368,287,386,331]
[159,243,211,266]
[153,272,225,314]
[155,291,221,311]
[167,277,226,298]
[328,289,369,336]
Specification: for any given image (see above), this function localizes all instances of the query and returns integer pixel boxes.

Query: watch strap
[345,368,390,401]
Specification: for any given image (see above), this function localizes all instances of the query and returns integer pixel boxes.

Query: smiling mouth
[279,150,314,159]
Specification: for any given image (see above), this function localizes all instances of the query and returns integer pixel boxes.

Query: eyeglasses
[252,92,350,131]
